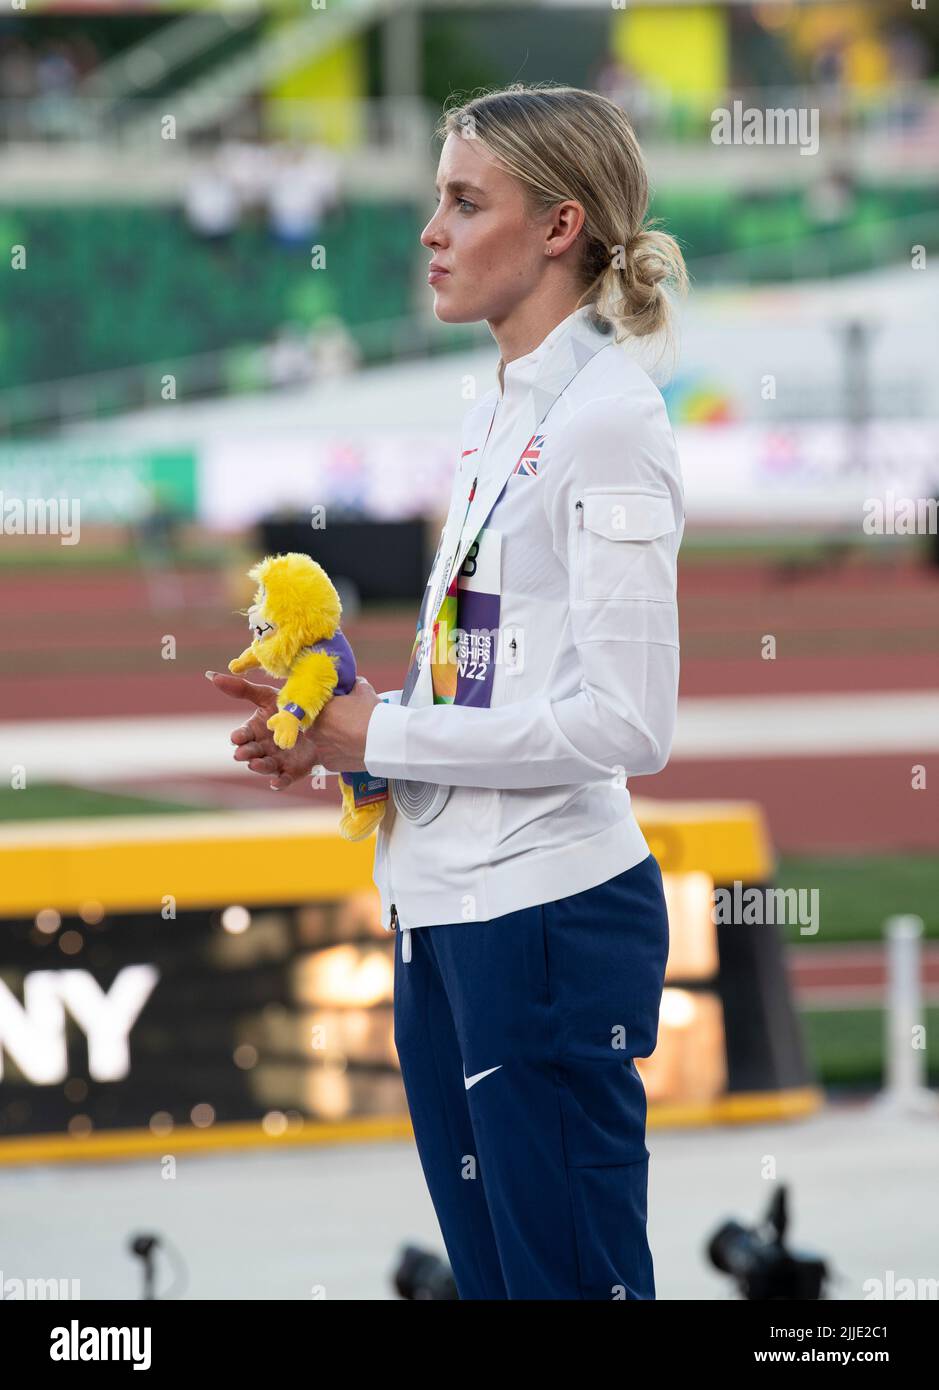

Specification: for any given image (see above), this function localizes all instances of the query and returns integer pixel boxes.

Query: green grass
[776,855,939,944]
[2,533,927,573]
[679,534,930,566]
[768,853,939,1087]
[0,784,208,822]
[801,1007,939,1088]
[776,854,939,1086]
[0,541,243,571]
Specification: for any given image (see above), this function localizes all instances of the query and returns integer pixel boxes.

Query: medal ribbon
[404,402,499,706]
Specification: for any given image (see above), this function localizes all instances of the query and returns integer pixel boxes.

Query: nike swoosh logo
[464,1066,502,1091]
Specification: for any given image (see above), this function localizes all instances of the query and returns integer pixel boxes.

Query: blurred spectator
[265,325,315,389]
[183,159,240,242]
[134,483,185,610]
[811,34,850,142]
[0,38,37,99]
[308,316,361,378]
[35,41,78,97]
[804,168,857,227]
[886,25,929,82]
[0,32,99,138]
[813,37,846,89]
[0,39,37,139]
[218,138,274,213]
[266,143,340,246]
[592,56,656,140]
[263,316,361,390]
[883,25,931,139]
[69,35,102,81]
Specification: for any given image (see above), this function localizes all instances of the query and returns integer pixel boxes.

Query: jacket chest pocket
[572,487,677,604]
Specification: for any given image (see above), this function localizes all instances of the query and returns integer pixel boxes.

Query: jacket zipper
[505,625,520,672]
[389,901,411,962]
[386,799,399,934]
[390,414,499,958]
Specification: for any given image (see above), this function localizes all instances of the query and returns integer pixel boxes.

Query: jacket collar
[445,303,611,587]
[495,302,605,402]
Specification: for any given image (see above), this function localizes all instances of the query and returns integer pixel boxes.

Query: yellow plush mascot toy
[229,552,388,842]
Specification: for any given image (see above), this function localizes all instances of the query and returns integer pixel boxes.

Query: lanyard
[424,396,500,658]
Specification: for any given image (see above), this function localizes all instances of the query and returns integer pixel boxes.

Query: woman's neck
[491,293,585,390]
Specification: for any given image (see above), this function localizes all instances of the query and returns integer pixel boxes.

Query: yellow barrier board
[0,1089,825,1169]
[0,800,775,917]
[0,800,812,1158]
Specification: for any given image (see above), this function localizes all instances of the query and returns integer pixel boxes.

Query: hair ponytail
[587,225,688,343]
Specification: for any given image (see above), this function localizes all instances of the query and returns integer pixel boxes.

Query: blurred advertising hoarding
[0,802,819,1157]
[0,449,197,522]
[2,419,934,531]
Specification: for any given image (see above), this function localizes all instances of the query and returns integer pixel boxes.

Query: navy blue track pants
[393,851,670,1300]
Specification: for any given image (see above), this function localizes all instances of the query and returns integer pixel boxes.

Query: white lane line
[0,714,264,781]
[0,691,936,782]
[673,691,939,758]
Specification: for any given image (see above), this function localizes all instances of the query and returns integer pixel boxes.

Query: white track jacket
[363,302,684,932]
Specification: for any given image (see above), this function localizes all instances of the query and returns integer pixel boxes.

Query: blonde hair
[436,82,688,345]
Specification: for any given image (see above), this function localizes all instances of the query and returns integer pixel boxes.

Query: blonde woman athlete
[211,83,686,1301]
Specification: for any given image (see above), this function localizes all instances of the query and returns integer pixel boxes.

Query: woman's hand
[205,671,321,790]
[304,677,381,772]
[205,670,382,789]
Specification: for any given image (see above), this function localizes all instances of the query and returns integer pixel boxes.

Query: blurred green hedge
[0,200,420,390]
[2,184,937,391]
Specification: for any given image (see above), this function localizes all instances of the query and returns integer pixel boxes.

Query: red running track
[4,557,938,853]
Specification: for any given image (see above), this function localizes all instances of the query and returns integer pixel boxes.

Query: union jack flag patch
[512,434,546,477]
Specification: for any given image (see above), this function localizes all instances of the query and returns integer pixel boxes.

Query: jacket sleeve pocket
[573,487,677,605]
